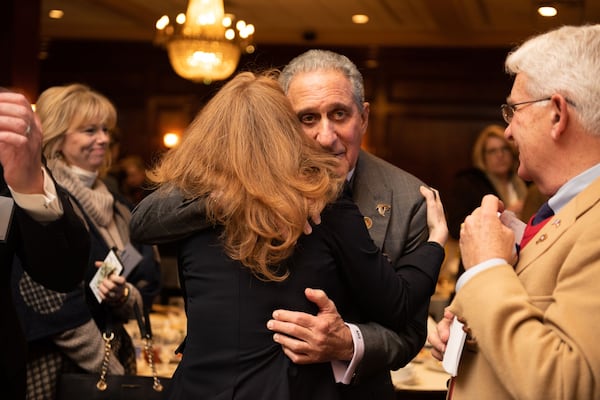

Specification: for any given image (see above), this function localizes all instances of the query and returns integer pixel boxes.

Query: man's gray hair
[279,49,365,112]
[505,24,600,135]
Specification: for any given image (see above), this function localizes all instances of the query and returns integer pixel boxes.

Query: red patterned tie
[520,202,554,248]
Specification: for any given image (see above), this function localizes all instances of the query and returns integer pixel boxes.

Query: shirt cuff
[455,258,506,292]
[330,323,365,384]
[9,167,63,222]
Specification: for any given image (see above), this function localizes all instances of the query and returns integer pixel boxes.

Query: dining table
[391,349,450,400]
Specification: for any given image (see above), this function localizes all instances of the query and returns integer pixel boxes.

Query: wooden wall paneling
[363,47,512,197]
[145,95,198,161]
[384,114,499,198]
[1,0,41,100]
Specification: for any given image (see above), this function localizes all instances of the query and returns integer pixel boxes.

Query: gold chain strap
[96,331,115,391]
[143,336,164,392]
[96,330,164,392]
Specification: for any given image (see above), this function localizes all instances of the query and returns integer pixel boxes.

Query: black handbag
[56,302,171,400]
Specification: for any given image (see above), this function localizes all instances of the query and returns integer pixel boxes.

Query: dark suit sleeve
[402,194,429,254]
[130,185,210,244]
[355,180,431,376]
[352,240,443,379]
[14,185,89,292]
[319,183,443,381]
[321,197,444,334]
[354,304,428,380]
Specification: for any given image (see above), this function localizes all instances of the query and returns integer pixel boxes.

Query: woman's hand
[94,261,129,305]
[420,186,449,246]
[428,308,454,361]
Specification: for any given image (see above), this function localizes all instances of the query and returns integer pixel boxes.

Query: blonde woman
[149,71,447,399]
[11,84,161,399]
[447,124,528,240]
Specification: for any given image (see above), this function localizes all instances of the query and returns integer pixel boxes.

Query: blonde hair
[471,124,516,171]
[505,24,600,135]
[36,83,117,171]
[471,124,527,205]
[149,71,344,281]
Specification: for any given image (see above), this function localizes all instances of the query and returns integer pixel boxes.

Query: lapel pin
[376,203,391,217]
[535,234,548,244]
[364,217,373,229]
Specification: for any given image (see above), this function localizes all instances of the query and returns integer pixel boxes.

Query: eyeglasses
[500,97,551,124]
[485,146,511,156]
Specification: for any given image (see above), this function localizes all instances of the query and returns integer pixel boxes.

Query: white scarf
[48,159,114,228]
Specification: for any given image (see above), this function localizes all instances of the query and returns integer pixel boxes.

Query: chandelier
[155,0,255,84]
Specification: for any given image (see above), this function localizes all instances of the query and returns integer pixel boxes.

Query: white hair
[505,24,600,135]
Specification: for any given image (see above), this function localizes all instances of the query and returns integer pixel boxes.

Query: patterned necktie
[520,201,554,248]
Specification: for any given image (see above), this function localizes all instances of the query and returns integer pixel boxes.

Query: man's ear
[550,94,569,139]
[359,102,370,136]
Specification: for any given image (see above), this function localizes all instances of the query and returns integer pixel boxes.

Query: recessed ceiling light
[48,9,64,19]
[352,14,369,24]
[538,6,557,17]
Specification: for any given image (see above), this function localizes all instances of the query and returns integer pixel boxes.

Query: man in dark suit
[0,89,90,399]
[131,50,436,399]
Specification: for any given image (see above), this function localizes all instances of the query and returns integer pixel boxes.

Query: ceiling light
[352,14,369,24]
[537,6,558,17]
[48,9,64,19]
[163,132,180,148]
[155,0,255,84]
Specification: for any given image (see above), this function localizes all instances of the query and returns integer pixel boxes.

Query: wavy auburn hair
[149,71,344,281]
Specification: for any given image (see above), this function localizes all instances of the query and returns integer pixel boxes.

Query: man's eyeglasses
[500,97,551,124]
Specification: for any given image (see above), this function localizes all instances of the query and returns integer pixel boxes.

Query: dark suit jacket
[166,193,443,400]
[0,166,89,399]
[345,150,431,398]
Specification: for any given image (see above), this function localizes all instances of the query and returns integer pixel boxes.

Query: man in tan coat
[429,24,600,399]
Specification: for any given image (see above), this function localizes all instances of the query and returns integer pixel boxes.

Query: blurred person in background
[447,123,528,241]
[0,88,89,399]
[11,84,161,399]
[445,124,528,286]
[102,127,122,195]
[117,154,152,206]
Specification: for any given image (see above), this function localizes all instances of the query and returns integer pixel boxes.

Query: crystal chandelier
[155,0,255,84]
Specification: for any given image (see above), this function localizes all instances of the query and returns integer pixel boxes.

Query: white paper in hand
[500,210,526,245]
[89,249,124,303]
[442,316,467,376]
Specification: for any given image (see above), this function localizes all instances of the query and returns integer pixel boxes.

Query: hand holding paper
[89,250,123,303]
[442,316,467,376]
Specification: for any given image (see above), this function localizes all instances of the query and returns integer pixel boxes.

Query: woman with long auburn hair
[148,71,447,399]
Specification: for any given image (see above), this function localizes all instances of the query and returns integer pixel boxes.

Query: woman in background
[445,123,528,284]
[447,124,528,239]
[11,84,161,399]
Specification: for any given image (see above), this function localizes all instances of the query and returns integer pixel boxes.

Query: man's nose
[504,125,513,141]
[315,119,336,148]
